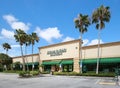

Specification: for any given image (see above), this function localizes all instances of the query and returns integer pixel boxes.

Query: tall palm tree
[14,29,27,71]
[30,32,39,71]
[92,5,111,74]
[74,14,90,73]
[2,43,11,54]
[24,34,31,71]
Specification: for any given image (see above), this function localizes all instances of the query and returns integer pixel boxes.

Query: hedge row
[53,72,115,77]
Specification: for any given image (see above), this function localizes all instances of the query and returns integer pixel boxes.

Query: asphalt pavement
[0,73,119,88]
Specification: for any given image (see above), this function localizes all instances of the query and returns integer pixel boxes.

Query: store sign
[47,48,67,56]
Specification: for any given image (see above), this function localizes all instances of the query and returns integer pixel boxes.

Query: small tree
[12,62,22,71]
[0,53,12,71]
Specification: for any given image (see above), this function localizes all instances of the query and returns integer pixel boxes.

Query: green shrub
[19,71,31,77]
[19,71,40,77]
[30,71,39,76]
[54,71,115,77]
[54,72,79,76]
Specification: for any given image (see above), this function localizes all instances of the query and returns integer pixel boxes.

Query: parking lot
[0,73,119,88]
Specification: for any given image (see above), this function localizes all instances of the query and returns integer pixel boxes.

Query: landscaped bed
[53,71,115,77]
[19,71,40,78]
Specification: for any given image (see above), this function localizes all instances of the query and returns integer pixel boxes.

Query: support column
[39,60,43,72]
[73,57,80,73]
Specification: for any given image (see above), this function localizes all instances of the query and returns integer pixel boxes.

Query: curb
[99,82,116,85]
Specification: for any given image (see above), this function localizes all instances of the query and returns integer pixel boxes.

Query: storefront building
[39,39,81,73]
[12,54,39,70]
[12,39,120,73]
[82,41,120,72]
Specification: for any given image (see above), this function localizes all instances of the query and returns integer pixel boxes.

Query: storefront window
[44,65,51,72]
[62,64,73,72]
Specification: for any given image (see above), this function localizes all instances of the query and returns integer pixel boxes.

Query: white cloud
[1,28,14,39]
[0,36,3,39]
[88,39,104,45]
[3,14,17,24]
[11,22,30,31]
[62,37,74,42]
[0,45,4,53]
[8,48,21,57]
[82,39,89,46]
[0,44,21,57]
[35,27,63,43]
[3,14,30,32]
[11,45,20,48]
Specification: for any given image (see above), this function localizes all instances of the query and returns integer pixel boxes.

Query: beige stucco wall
[12,41,120,66]
[12,57,23,63]
[12,54,39,63]
[100,45,120,58]
[12,40,120,73]
[39,40,80,61]
[82,43,120,59]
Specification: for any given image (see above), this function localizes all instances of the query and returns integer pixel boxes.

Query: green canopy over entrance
[82,59,97,64]
[61,60,73,65]
[42,60,61,65]
[100,57,120,63]
[81,57,120,64]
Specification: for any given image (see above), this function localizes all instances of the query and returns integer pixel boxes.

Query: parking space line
[99,82,116,85]
[95,79,100,84]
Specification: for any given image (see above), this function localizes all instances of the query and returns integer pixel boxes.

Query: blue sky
[0,0,120,57]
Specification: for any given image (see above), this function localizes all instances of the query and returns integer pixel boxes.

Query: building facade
[39,39,81,73]
[12,40,120,73]
[12,54,39,70]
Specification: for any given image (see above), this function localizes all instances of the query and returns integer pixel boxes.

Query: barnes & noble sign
[47,48,67,56]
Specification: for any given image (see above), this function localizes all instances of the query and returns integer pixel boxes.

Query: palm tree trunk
[6,50,8,71]
[25,46,29,71]
[96,29,101,74]
[6,50,7,55]
[6,49,8,55]
[20,45,25,71]
[80,32,83,73]
[32,44,34,71]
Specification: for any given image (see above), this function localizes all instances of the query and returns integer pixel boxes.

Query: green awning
[100,57,120,63]
[61,60,73,65]
[82,59,97,64]
[25,62,39,65]
[81,57,120,64]
[42,60,61,65]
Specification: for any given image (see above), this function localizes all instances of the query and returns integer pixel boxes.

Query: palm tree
[74,14,90,73]
[14,29,27,71]
[24,34,31,71]
[92,5,111,74]
[2,43,11,54]
[30,32,39,71]
[2,43,11,71]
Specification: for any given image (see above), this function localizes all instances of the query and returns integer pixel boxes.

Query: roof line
[39,39,81,49]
